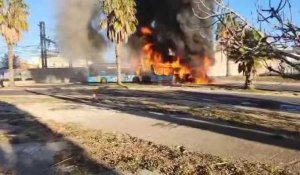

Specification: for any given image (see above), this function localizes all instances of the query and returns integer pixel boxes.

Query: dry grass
[47,122,290,175]
[190,107,300,136]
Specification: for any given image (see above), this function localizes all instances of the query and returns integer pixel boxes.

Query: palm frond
[0,0,29,45]
[100,0,138,44]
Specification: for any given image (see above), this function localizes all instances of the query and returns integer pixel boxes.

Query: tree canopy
[100,0,138,44]
[1,0,29,45]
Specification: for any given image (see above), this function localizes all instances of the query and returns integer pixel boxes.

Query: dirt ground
[0,85,300,174]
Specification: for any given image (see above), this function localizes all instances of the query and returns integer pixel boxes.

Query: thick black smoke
[55,0,214,70]
[127,0,214,65]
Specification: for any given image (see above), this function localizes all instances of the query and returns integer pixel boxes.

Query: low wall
[29,67,88,84]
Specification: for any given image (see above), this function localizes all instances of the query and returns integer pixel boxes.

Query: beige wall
[209,51,283,77]
[29,68,88,83]
[208,51,240,77]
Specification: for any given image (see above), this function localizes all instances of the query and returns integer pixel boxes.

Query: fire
[138,27,212,84]
[195,56,212,84]
[141,27,153,35]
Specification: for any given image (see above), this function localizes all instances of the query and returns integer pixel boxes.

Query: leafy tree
[0,0,29,87]
[216,14,266,89]
[100,0,138,86]
[1,54,20,69]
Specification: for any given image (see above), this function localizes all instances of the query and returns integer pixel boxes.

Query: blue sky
[0,0,56,60]
[0,0,299,61]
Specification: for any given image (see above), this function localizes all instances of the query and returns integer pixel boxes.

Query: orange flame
[139,27,212,84]
[141,27,153,35]
[195,56,212,84]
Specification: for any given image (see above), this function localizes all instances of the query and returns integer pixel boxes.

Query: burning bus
[133,27,212,85]
[89,26,214,85]
[88,25,212,85]
[87,63,175,84]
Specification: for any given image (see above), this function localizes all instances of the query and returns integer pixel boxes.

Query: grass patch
[189,107,300,135]
[46,122,290,175]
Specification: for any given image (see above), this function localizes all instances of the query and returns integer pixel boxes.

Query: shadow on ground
[26,88,300,152]
[0,101,118,175]
[27,86,300,112]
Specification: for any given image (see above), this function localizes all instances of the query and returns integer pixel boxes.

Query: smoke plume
[55,0,214,74]
[127,0,214,65]
[56,0,107,64]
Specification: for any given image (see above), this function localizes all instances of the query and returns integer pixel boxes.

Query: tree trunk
[8,44,15,87]
[244,61,255,89]
[245,73,253,89]
[226,58,231,77]
[115,43,122,85]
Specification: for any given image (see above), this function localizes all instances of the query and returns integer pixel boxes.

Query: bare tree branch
[193,0,300,78]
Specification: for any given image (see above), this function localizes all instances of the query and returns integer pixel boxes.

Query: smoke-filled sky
[56,0,108,63]
[0,0,299,62]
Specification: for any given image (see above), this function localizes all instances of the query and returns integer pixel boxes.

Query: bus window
[99,71,108,76]
[88,66,99,77]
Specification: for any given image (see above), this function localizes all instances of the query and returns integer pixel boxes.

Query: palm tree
[216,14,264,89]
[0,0,29,87]
[100,0,138,86]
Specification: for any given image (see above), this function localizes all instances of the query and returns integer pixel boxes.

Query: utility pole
[39,21,47,68]
[39,21,56,69]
